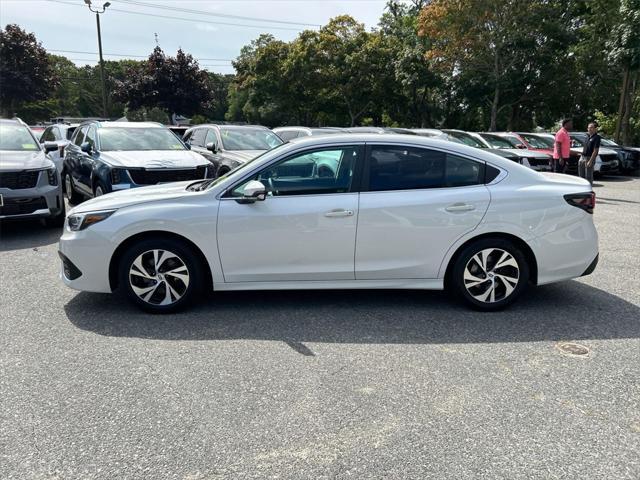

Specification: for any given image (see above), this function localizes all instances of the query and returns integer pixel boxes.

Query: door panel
[218,194,359,282]
[356,187,490,279]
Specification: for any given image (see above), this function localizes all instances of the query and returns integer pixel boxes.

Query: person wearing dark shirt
[580,122,600,186]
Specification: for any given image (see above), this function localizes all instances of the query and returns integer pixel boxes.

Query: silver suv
[0,118,65,227]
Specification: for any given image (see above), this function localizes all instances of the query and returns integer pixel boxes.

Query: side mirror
[237,180,267,204]
[43,141,58,153]
[206,142,218,153]
[80,142,93,154]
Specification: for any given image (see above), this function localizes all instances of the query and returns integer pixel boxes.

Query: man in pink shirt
[552,118,572,173]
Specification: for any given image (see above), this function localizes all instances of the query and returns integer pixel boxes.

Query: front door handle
[445,203,476,212]
[325,209,354,218]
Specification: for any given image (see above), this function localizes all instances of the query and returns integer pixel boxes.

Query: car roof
[0,118,25,125]
[191,124,270,130]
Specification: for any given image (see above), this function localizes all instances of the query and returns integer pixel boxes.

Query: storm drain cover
[556,342,590,357]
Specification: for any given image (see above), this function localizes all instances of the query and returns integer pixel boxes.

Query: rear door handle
[325,209,354,218]
[445,203,476,212]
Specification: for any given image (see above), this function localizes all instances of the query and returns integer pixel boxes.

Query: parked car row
[270,126,639,175]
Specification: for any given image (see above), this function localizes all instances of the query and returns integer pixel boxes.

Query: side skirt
[214,278,444,292]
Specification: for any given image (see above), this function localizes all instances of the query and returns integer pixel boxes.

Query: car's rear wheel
[450,238,529,311]
[64,171,83,204]
[118,238,204,313]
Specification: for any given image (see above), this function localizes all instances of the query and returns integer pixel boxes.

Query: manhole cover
[556,342,590,357]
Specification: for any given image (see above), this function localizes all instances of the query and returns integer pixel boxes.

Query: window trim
[221,144,365,199]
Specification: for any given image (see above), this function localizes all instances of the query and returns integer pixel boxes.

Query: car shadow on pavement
[0,220,62,252]
[64,280,640,345]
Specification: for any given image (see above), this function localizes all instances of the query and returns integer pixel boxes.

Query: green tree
[0,24,57,117]
[116,47,211,117]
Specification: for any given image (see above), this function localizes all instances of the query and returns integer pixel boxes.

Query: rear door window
[366,146,485,191]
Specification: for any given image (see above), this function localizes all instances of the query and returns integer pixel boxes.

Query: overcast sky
[0,0,393,74]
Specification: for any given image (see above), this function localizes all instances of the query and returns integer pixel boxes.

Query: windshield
[447,132,486,148]
[220,129,283,151]
[99,128,186,151]
[0,124,40,151]
[601,138,618,147]
[480,134,516,149]
[521,134,553,149]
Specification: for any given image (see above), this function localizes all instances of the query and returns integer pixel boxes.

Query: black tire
[449,237,530,311]
[64,171,83,204]
[44,200,66,228]
[118,237,204,313]
[93,180,108,198]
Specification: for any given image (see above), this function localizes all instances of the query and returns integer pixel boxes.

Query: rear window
[99,127,186,151]
[367,146,485,191]
[0,124,40,151]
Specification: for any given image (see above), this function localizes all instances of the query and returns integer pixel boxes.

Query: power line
[115,0,322,28]
[45,0,310,31]
[48,49,234,62]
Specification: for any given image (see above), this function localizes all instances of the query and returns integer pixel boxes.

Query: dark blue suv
[63,121,212,203]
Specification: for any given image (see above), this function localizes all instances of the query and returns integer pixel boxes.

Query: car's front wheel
[118,238,204,313]
[450,238,530,311]
[64,171,83,204]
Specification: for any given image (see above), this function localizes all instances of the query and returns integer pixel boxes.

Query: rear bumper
[528,213,599,285]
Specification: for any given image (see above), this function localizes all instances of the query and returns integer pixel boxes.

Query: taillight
[564,192,595,214]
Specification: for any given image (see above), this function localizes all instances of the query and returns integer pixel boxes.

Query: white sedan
[58,134,599,313]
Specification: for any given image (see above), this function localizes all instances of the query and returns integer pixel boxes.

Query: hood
[69,180,197,214]
[99,150,209,169]
[220,150,265,164]
[539,172,591,188]
[0,150,53,171]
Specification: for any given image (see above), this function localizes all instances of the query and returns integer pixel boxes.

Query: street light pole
[85,1,110,118]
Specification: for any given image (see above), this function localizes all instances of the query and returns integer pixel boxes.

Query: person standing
[579,122,600,186]
[552,118,572,173]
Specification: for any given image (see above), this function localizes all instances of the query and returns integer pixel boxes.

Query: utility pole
[84,1,111,118]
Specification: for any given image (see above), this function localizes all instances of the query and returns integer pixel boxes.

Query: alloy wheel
[128,249,190,306]
[463,248,520,303]
[65,174,73,200]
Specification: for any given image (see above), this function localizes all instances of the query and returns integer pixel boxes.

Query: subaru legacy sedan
[59,134,599,313]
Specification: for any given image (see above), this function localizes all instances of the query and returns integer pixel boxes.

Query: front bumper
[59,225,115,293]
[0,174,64,220]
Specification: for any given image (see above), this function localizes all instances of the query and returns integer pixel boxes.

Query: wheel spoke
[472,253,487,273]
[475,282,495,302]
[157,250,178,271]
[165,267,189,285]
[464,269,488,288]
[496,274,518,297]
[132,256,153,278]
[131,283,158,301]
[494,251,518,270]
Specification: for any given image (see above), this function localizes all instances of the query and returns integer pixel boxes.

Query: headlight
[111,168,125,184]
[67,210,115,231]
[47,168,58,186]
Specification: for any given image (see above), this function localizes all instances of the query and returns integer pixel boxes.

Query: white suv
[59,134,599,313]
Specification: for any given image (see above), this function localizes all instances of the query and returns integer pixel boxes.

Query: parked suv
[63,121,211,203]
[478,133,552,171]
[183,124,283,177]
[0,118,65,226]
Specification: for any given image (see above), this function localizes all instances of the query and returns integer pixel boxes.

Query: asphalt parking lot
[1,177,639,479]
